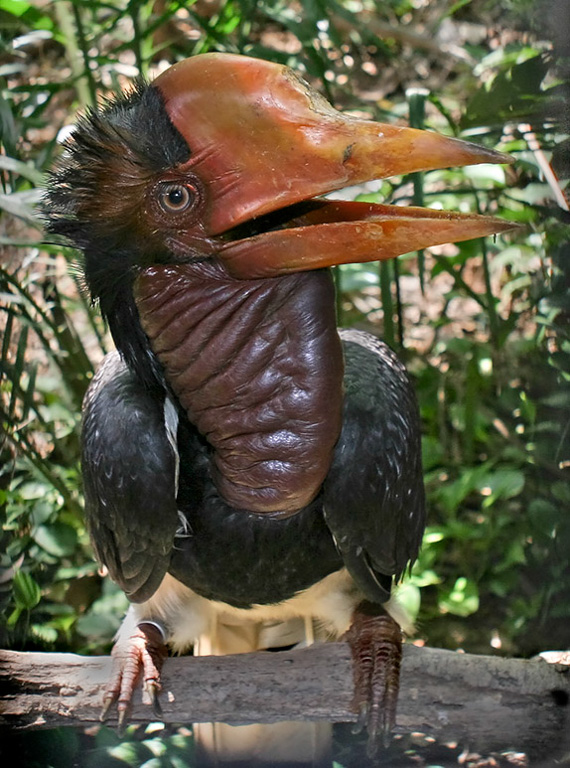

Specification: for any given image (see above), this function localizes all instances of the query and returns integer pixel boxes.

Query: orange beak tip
[495,150,516,166]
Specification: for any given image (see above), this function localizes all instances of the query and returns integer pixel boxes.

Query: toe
[101,621,168,727]
[345,601,402,753]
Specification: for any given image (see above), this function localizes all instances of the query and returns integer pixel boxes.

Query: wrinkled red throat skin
[134,261,344,516]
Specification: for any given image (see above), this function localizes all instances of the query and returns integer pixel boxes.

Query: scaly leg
[344,601,402,755]
[101,621,168,731]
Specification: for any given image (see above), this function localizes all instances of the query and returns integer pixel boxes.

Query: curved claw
[345,601,402,755]
[351,699,368,735]
[117,705,131,736]
[101,621,168,729]
[100,693,117,723]
[146,680,163,717]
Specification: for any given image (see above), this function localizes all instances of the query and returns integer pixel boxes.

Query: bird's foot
[344,601,402,756]
[101,621,168,731]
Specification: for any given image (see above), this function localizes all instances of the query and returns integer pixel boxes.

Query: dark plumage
[44,52,511,750]
[46,81,189,393]
[81,328,423,610]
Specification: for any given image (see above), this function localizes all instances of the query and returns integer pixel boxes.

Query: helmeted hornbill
[44,53,512,755]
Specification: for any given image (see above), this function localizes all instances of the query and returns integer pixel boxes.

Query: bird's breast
[133,260,344,516]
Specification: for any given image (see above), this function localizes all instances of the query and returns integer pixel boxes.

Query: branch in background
[331,12,476,64]
[52,1,97,109]
[519,123,569,212]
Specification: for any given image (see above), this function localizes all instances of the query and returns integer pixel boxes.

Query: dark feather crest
[42,80,189,392]
[42,80,189,270]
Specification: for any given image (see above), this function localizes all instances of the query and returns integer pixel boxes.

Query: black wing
[323,329,426,604]
[81,351,179,603]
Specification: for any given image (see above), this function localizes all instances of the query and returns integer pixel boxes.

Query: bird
[44,52,512,760]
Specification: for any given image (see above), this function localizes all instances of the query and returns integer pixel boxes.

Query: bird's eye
[158,183,196,213]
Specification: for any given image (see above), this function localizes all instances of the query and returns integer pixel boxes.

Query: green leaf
[142,738,168,758]
[423,528,446,544]
[7,607,23,626]
[528,498,561,539]
[338,262,379,292]
[422,435,445,471]
[139,759,164,768]
[17,481,51,500]
[476,469,525,506]
[551,482,570,504]
[461,53,551,129]
[435,463,492,514]
[410,568,441,587]
[0,0,32,16]
[494,539,526,572]
[31,624,58,643]
[446,0,472,16]
[108,742,145,766]
[463,163,506,186]
[439,577,479,617]
[0,189,42,224]
[33,523,78,557]
[12,569,41,610]
[0,155,44,186]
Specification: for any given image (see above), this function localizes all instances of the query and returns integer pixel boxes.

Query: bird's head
[45,53,515,514]
[46,52,513,302]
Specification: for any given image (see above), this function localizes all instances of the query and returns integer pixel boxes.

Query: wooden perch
[1,644,569,757]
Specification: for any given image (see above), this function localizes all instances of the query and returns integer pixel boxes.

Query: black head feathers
[42,81,189,391]
[43,81,190,289]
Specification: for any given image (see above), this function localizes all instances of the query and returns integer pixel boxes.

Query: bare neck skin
[134,260,344,516]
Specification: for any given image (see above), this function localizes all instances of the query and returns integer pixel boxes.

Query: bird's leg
[101,620,168,731]
[344,600,402,755]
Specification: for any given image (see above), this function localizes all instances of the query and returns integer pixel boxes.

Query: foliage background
[1,0,569,765]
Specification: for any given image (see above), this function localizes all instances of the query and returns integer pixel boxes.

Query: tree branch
[1,644,569,756]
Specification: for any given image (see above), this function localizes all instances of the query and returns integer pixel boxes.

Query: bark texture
[0,644,568,759]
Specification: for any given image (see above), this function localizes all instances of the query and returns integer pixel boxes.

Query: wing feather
[81,351,179,603]
[323,330,426,604]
